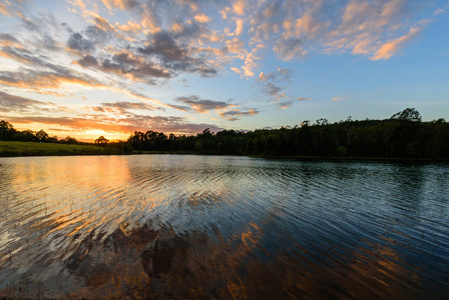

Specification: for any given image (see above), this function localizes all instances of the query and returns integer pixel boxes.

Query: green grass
[0,141,104,157]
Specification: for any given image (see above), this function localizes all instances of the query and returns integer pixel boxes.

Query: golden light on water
[1,155,449,298]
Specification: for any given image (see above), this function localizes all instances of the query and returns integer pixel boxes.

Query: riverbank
[1,141,448,163]
[0,141,105,157]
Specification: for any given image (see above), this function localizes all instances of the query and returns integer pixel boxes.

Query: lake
[0,155,448,298]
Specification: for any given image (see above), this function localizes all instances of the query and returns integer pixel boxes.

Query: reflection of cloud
[10,206,423,298]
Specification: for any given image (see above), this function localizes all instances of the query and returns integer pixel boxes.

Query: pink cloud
[371,27,422,61]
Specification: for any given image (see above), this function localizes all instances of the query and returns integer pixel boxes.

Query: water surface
[0,155,448,298]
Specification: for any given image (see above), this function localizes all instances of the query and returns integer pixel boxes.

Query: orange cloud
[0,2,9,15]
[116,21,142,33]
[332,96,348,101]
[101,0,136,11]
[235,19,244,36]
[90,14,115,32]
[233,0,246,16]
[371,27,421,60]
[194,14,211,23]
[231,67,241,74]
[141,7,160,33]
[6,115,224,139]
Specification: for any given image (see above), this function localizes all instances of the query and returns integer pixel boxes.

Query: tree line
[0,121,132,154]
[1,108,449,159]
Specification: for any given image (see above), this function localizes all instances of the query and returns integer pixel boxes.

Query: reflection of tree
[47,217,444,299]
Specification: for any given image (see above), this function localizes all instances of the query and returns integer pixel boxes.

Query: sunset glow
[1,0,448,141]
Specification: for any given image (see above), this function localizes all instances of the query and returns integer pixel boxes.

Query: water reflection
[0,155,448,298]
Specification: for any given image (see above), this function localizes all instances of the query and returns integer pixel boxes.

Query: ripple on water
[0,155,449,298]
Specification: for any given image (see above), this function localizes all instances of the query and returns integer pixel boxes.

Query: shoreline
[1,146,448,163]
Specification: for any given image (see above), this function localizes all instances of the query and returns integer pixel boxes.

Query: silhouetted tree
[36,129,49,142]
[95,136,109,145]
[0,120,15,140]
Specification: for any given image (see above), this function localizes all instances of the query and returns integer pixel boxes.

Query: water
[0,155,448,298]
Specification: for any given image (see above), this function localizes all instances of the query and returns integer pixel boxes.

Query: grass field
[0,141,105,157]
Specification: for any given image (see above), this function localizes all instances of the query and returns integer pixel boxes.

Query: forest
[1,108,448,159]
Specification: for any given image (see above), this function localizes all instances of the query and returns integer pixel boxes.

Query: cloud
[433,8,444,15]
[257,67,310,109]
[174,95,232,113]
[101,0,139,11]
[235,19,244,36]
[323,0,427,59]
[332,96,348,101]
[138,30,189,62]
[257,67,294,99]
[0,91,52,113]
[273,38,307,61]
[233,0,246,16]
[137,30,219,77]
[0,68,108,92]
[0,33,21,46]
[6,114,224,136]
[231,67,241,74]
[99,101,162,114]
[116,20,142,33]
[241,47,263,77]
[75,55,99,67]
[67,32,96,52]
[194,14,211,23]
[277,97,311,109]
[0,0,438,140]
[244,0,429,61]
[0,2,8,15]
[219,108,258,121]
[371,27,422,60]
[100,51,172,82]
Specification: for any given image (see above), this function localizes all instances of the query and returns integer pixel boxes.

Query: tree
[391,108,421,123]
[0,120,14,140]
[36,129,49,142]
[64,136,78,144]
[390,108,422,157]
[19,130,38,142]
[95,136,109,145]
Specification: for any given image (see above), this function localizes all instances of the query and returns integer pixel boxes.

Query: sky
[0,0,448,141]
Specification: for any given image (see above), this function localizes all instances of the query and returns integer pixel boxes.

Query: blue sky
[0,0,448,141]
